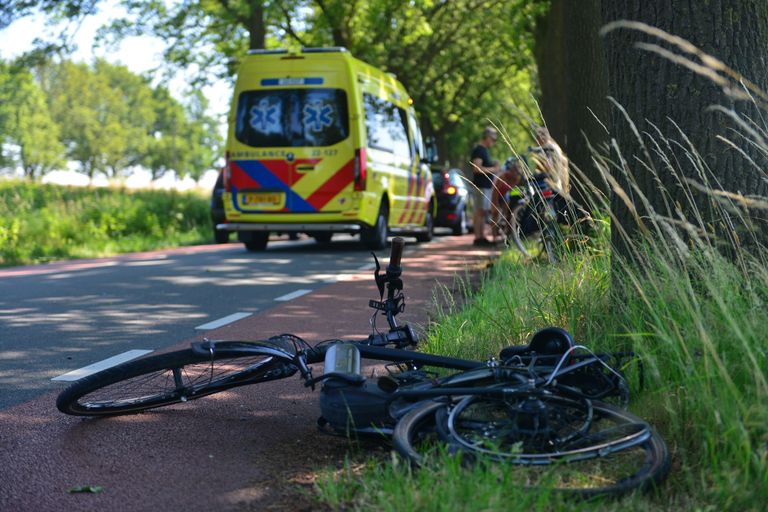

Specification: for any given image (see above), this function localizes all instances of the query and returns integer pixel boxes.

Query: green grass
[315,227,768,510]
[0,179,212,266]
[314,55,768,507]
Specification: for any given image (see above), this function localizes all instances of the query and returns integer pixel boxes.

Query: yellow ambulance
[220,47,435,251]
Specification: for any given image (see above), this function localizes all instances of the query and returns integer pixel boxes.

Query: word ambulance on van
[219,47,435,251]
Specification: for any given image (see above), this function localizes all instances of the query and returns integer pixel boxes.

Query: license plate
[240,192,284,208]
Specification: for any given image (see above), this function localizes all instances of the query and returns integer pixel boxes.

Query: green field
[0,180,212,267]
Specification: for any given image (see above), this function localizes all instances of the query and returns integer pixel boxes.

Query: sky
[0,1,229,190]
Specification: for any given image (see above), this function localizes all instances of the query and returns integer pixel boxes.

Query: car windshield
[235,88,349,148]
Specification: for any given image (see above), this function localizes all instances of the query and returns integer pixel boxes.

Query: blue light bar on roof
[260,77,324,86]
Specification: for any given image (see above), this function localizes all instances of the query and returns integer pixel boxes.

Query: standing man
[470,126,500,246]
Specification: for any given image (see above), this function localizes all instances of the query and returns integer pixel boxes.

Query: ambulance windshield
[235,88,349,147]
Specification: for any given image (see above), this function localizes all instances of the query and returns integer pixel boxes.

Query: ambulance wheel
[244,232,269,251]
[416,207,434,243]
[362,202,389,250]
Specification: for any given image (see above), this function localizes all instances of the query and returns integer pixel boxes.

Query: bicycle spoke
[393,398,668,497]
[75,355,276,410]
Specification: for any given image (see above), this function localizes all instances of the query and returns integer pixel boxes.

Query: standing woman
[531,126,569,196]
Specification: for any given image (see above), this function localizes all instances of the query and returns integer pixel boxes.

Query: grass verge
[0,180,212,266]
[315,226,768,510]
[316,30,768,509]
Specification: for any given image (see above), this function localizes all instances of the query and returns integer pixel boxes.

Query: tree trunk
[561,0,610,202]
[601,0,768,256]
[534,0,610,204]
[246,3,266,50]
[534,3,567,142]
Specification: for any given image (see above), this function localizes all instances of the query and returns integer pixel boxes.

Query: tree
[42,59,157,180]
[601,1,768,254]
[94,59,156,177]
[533,0,610,201]
[294,0,546,163]
[145,87,220,182]
[13,1,547,166]
[145,86,186,181]
[180,90,221,182]
[97,1,282,85]
[0,1,100,29]
[98,1,544,164]
[0,60,65,178]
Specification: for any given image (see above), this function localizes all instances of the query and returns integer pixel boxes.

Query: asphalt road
[0,232,500,512]
[0,234,394,409]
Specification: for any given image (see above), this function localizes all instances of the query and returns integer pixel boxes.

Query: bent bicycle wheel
[393,397,669,498]
[57,342,297,416]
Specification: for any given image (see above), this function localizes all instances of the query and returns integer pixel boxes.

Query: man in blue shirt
[469,126,500,246]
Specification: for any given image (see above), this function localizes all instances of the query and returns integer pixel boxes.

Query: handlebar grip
[388,237,405,271]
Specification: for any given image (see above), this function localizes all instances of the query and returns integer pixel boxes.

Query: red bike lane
[0,235,500,512]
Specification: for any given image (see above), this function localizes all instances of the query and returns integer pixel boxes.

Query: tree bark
[246,3,266,50]
[534,2,567,143]
[534,0,610,203]
[601,0,768,256]
[562,0,610,201]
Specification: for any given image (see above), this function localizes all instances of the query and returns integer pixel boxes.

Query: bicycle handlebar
[387,237,405,276]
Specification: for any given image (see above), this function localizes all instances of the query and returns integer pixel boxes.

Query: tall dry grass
[316,23,768,511]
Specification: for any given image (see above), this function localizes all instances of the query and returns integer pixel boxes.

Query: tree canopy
[95,0,548,163]
[0,56,222,182]
[3,1,548,165]
[0,60,66,178]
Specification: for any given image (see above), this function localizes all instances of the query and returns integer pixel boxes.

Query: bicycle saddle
[499,327,575,360]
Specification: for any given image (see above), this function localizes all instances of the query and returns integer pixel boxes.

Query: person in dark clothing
[469,126,500,246]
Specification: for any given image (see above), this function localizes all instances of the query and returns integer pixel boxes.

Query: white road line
[195,312,253,330]
[52,349,153,382]
[274,289,312,302]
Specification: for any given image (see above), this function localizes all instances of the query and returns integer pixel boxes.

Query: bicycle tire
[508,203,531,258]
[508,199,561,263]
[446,393,646,463]
[539,219,559,264]
[393,398,669,498]
[57,345,297,416]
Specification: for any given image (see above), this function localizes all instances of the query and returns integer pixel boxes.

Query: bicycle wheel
[57,342,297,416]
[508,203,531,258]
[508,201,560,263]
[392,400,445,466]
[393,396,669,498]
[538,219,560,264]
[447,393,647,462]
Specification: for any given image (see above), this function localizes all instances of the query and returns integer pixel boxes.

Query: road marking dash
[52,350,153,382]
[274,289,312,302]
[195,312,253,331]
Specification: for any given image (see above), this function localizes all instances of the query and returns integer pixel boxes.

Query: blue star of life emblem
[250,99,279,132]
[303,101,334,132]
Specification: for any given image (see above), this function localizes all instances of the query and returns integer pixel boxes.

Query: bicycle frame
[192,236,631,400]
